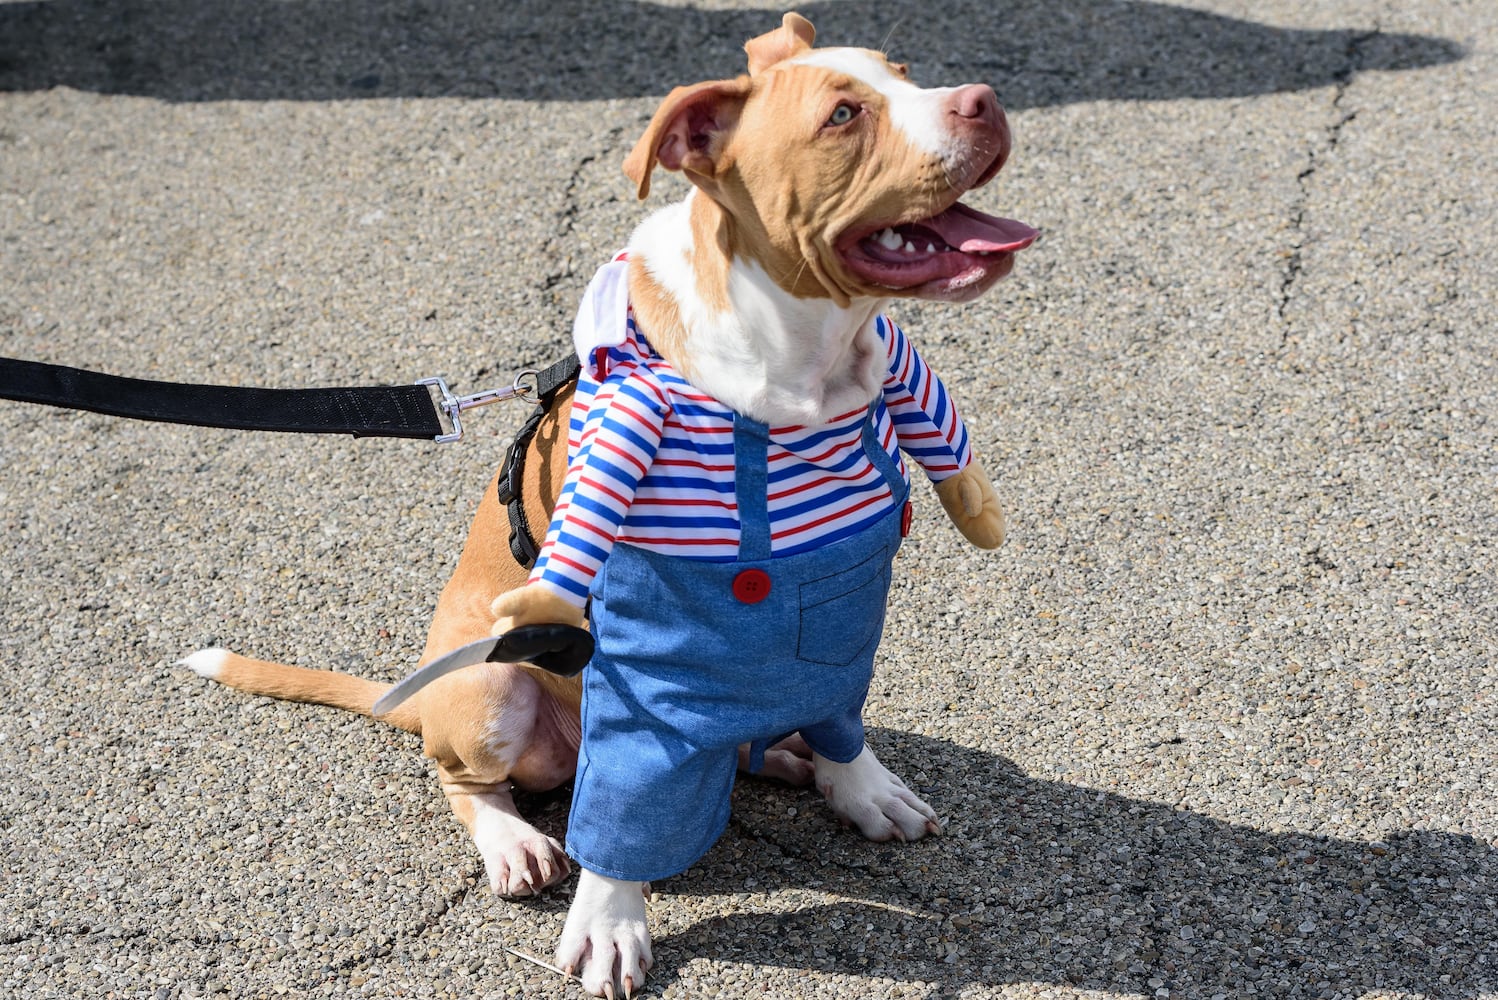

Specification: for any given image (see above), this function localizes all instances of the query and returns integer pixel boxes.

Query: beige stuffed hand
[490,584,586,636]
[933,457,1007,549]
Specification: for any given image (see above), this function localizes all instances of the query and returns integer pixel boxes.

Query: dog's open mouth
[839,202,1038,300]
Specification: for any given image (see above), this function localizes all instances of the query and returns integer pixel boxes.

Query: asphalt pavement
[2,1,1494,997]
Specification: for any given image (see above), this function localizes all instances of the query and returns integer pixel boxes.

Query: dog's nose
[950,84,1002,129]
[947,84,1011,179]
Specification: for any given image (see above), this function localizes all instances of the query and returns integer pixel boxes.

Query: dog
[186,13,1035,997]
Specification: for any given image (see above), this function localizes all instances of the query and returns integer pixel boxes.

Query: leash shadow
[647,728,1496,997]
[0,0,1463,107]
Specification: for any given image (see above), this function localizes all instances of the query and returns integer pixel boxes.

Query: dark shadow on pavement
[647,729,1497,997]
[0,0,1464,108]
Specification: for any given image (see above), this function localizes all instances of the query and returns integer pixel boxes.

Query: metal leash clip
[417,369,540,443]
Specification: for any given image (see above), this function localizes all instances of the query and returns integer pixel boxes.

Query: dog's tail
[181,648,423,735]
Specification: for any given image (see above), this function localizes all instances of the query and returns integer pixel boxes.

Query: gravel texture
[2,1,1494,997]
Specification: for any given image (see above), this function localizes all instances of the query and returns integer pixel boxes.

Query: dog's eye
[826,103,858,127]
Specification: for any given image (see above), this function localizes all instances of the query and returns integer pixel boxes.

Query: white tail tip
[179,648,231,679]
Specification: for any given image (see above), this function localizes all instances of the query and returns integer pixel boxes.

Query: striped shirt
[530,311,974,606]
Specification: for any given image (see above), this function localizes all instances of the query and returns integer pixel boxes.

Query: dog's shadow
[0,0,1463,108]
[555,728,1494,997]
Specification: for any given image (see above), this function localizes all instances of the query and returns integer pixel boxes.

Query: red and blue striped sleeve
[528,366,670,606]
[878,315,973,482]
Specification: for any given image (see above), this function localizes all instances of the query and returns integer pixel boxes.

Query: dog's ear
[622,77,753,200]
[745,12,816,74]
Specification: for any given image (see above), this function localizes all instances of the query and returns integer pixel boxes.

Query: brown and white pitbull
[187,13,1034,996]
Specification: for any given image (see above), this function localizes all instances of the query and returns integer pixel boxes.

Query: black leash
[0,352,582,570]
[0,356,553,442]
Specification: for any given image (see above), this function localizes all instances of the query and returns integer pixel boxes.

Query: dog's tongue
[928,202,1038,253]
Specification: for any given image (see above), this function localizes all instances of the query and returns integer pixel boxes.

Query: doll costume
[529,255,978,882]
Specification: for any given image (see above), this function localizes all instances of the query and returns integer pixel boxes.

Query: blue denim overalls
[565,408,911,882]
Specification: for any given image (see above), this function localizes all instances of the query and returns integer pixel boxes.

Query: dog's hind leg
[444,782,570,897]
[420,662,578,897]
[737,733,816,786]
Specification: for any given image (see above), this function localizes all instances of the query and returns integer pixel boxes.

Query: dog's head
[624,12,1036,306]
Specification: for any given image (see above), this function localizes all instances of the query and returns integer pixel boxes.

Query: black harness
[492,354,580,569]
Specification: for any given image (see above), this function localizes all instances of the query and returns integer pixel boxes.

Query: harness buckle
[416,370,540,443]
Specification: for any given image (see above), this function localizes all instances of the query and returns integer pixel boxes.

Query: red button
[901,499,913,538]
[732,568,772,604]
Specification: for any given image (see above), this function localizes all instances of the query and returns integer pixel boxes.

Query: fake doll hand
[490,584,586,635]
[934,457,1007,550]
[487,585,592,677]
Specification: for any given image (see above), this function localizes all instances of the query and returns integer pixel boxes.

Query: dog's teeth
[877,228,903,251]
[926,242,939,253]
[902,240,916,253]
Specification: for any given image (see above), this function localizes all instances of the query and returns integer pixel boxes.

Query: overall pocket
[795,544,892,666]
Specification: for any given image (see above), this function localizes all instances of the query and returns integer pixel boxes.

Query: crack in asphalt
[537,124,627,297]
[1276,28,1379,332]
[1,860,487,990]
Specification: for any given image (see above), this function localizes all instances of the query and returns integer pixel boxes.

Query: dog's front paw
[934,457,1006,549]
[558,870,653,998]
[814,746,940,842]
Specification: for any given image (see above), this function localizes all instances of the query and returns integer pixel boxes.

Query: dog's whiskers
[788,256,812,289]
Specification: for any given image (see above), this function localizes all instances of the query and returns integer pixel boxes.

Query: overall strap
[732,411,772,561]
[860,401,909,501]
